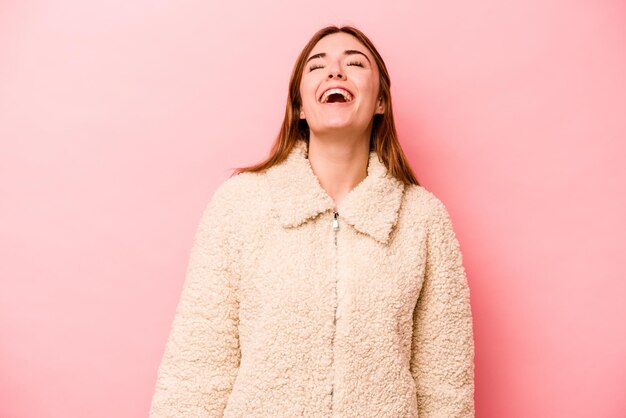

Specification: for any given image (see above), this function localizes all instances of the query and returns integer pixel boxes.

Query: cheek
[353,74,379,99]
[299,84,315,106]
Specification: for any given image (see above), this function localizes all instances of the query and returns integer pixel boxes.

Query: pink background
[1,1,625,417]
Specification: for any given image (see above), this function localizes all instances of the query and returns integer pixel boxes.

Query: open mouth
[319,88,354,104]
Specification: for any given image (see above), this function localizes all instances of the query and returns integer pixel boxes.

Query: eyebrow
[305,50,371,65]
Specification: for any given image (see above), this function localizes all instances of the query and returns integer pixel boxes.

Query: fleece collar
[266,139,405,245]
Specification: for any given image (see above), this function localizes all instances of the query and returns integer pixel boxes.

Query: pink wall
[1,1,625,417]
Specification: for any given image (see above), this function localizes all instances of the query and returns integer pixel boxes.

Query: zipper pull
[332,211,339,231]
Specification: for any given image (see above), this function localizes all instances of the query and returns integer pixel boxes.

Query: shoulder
[194,171,267,242]
[403,184,463,256]
[209,171,265,207]
[201,171,271,232]
[402,184,453,224]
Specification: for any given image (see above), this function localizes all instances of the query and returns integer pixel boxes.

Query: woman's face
[299,32,383,138]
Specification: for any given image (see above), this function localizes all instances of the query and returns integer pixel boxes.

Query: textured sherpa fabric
[149,139,475,417]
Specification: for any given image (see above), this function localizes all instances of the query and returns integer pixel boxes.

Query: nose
[328,71,344,79]
[327,63,344,79]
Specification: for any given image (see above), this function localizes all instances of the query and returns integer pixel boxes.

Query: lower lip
[319,101,353,106]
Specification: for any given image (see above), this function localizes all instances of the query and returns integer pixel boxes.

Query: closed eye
[308,64,324,71]
[308,60,365,72]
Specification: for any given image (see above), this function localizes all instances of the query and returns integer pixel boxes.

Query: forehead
[308,32,372,59]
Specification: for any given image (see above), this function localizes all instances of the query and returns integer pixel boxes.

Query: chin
[317,119,355,131]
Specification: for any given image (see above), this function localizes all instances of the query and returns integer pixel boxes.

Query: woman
[150,25,475,417]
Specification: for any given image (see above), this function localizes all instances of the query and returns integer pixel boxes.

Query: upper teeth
[320,88,353,103]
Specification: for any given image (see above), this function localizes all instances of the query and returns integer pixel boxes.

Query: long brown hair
[234,25,419,186]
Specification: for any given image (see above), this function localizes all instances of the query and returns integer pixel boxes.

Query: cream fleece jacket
[149,139,475,417]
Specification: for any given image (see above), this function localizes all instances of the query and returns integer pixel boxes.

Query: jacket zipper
[330,210,339,412]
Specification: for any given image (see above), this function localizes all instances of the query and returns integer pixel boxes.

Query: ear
[375,97,385,114]
[300,110,305,119]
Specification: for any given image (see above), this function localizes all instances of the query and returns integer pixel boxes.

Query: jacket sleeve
[410,199,475,418]
[149,182,241,417]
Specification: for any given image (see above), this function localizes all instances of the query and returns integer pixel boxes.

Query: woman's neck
[306,133,371,211]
